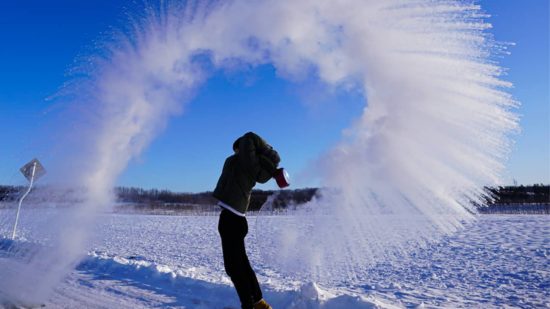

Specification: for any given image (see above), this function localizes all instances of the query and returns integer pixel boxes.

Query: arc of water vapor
[0,0,517,302]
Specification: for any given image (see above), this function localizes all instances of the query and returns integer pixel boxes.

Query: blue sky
[0,0,548,192]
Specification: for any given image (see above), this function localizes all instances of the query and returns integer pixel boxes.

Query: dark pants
[218,209,262,309]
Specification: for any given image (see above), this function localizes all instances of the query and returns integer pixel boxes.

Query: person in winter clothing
[214,132,280,309]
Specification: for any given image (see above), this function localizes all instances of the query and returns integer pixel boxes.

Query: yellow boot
[253,299,272,309]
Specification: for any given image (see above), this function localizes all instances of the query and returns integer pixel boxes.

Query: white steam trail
[0,0,517,301]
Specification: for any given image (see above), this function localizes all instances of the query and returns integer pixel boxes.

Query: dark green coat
[213,132,279,214]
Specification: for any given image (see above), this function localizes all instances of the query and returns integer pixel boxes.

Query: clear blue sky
[0,0,548,192]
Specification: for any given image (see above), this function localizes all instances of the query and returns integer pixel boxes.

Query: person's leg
[238,219,269,307]
[218,210,256,308]
[242,247,263,303]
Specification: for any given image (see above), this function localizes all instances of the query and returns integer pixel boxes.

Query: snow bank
[76,251,397,309]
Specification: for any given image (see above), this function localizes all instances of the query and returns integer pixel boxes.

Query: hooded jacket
[213,132,280,215]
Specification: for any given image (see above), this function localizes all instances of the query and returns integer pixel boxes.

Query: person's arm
[257,155,277,183]
[257,142,281,183]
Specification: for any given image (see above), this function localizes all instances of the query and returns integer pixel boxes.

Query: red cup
[274,168,290,188]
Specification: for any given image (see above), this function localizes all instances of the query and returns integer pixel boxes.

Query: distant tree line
[480,184,549,214]
[116,186,218,206]
[115,186,318,212]
[485,184,549,204]
[0,185,21,202]
[1,184,548,214]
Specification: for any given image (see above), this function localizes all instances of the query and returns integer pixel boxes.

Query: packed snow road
[1,210,548,308]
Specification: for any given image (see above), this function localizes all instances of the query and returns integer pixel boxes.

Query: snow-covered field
[1,210,548,308]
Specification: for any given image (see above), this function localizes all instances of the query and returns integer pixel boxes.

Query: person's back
[214,131,279,216]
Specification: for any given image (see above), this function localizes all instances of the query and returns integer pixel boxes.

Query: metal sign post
[12,158,46,240]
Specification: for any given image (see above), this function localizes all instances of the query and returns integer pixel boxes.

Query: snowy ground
[1,210,548,308]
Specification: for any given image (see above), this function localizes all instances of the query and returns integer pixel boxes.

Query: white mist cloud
[0,0,517,301]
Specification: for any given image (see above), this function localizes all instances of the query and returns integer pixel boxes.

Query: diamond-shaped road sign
[20,158,46,182]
